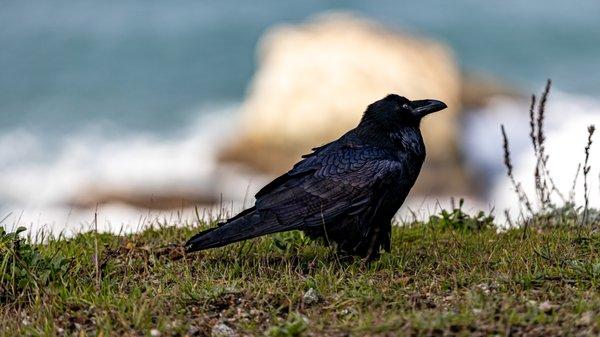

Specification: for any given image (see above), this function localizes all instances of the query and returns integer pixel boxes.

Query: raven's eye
[402,103,409,110]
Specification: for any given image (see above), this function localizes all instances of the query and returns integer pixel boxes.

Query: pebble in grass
[186,325,200,336]
[211,323,238,337]
[303,288,320,305]
[538,301,557,313]
[577,312,594,326]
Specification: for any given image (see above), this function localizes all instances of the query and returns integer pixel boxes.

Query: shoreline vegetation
[1,83,598,336]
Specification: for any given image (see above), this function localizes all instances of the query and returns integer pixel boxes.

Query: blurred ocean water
[1,1,599,230]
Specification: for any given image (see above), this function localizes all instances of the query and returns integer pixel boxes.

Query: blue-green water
[1,1,599,228]
[2,0,599,137]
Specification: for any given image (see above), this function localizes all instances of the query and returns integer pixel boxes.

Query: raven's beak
[411,99,447,118]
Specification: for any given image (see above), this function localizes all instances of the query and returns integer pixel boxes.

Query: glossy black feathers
[185,94,445,259]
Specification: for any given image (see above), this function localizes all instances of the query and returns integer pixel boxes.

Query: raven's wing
[254,140,336,200]
[254,144,406,233]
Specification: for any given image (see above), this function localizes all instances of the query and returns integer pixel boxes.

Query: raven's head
[361,94,447,128]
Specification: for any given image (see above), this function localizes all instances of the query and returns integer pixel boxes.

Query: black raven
[186,94,446,259]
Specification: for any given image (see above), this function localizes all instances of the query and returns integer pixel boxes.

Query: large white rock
[222,12,462,178]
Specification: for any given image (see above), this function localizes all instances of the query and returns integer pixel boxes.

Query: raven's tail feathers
[185,207,281,253]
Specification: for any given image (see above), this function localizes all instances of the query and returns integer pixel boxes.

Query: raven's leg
[324,217,364,255]
[363,217,394,260]
[354,191,394,261]
[381,219,392,253]
[302,226,356,262]
[364,228,382,261]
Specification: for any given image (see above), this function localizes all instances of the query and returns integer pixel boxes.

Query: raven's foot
[334,249,356,263]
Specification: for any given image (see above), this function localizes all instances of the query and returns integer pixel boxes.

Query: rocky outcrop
[67,187,216,210]
[219,13,471,195]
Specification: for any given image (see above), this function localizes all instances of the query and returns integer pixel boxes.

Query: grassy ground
[2,208,600,337]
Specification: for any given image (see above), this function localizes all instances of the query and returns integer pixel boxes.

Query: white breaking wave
[0,103,267,235]
[1,105,231,205]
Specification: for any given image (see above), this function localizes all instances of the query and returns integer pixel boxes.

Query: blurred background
[1,0,599,234]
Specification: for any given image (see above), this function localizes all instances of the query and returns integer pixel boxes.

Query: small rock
[150,328,162,337]
[303,288,320,305]
[224,286,239,293]
[186,325,200,336]
[577,312,594,326]
[340,308,357,317]
[475,283,496,294]
[211,323,237,337]
[166,320,179,329]
[538,301,556,313]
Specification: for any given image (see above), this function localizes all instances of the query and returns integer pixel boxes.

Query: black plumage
[185,94,446,260]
